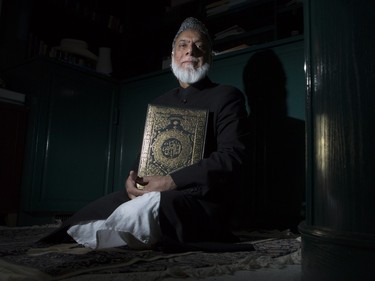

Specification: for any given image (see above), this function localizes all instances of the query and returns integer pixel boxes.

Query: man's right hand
[125,170,147,199]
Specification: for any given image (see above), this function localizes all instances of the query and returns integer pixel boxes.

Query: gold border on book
[137,104,208,189]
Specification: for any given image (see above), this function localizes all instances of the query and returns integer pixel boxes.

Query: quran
[137,104,208,189]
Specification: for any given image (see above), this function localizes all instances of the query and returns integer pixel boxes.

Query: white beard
[171,58,210,84]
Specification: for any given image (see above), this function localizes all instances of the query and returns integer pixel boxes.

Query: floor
[164,265,302,281]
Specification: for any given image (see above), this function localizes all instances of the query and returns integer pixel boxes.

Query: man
[41,17,249,252]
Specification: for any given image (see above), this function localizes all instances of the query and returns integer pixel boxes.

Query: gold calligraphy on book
[137,104,208,189]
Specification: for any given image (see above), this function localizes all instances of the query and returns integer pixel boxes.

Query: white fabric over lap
[67,191,161,250]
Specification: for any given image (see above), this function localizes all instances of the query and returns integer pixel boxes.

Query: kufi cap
[172,17,212,51]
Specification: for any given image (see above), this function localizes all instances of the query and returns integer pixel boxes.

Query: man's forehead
[175,30,206,43]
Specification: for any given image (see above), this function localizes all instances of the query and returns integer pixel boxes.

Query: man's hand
[125,170,147,199]
[141,175,177,192]
[125,171,177,199]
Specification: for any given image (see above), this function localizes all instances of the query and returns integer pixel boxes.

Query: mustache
[183,57,199,63]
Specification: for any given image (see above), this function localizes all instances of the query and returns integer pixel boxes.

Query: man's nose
[186,44,198,56]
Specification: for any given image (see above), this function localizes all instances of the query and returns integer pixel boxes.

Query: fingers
[129,170,138,181]
[135,176,148,187]
[129,185,145,198]
[141,175,176,191]
[126,170,144,199]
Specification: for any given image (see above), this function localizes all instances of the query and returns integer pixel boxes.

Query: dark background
[0,0,303,79]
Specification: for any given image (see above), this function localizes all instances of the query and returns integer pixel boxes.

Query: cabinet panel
[2,59,118,224]
[38,67,117,212]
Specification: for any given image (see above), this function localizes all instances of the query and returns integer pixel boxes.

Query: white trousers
[67,191,162,250]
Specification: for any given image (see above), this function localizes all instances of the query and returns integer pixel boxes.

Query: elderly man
[41,17,249,252]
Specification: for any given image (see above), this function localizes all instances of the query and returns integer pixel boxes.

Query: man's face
[171,29,211,86]
[172,29,210,69]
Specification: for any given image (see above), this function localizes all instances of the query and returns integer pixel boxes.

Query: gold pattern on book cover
[137,104,208,189]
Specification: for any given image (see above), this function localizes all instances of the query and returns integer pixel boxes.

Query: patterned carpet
[0,225,301,281]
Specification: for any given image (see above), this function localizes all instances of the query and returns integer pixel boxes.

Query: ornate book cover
[137,104,208,189]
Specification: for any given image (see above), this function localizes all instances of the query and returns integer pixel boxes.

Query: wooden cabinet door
[2,59,119,223]
[29,66,118,213]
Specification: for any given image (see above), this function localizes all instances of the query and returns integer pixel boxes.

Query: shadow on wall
[239,49,306,232]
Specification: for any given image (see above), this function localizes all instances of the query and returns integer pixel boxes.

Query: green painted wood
[2,58,118,222]
[301,0,375,280]
[38,65,117,212]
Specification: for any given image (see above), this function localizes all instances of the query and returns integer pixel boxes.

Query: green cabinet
[2,58,118,225]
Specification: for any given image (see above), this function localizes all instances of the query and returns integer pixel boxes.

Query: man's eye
[196,44,206,51]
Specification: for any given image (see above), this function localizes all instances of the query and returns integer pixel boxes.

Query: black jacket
[153,77,249,205]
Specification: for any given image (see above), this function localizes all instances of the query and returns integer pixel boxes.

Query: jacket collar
[178,76,215,96]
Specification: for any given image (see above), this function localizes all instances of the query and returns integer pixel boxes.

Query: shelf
[213,25,276,52]
[207,0,303,54]
[0,88,26,105]
[205,0,275,19]
[21,0,303,79]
